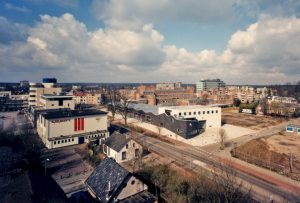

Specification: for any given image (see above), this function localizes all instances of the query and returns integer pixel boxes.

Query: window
[193,112,196,115]
[126,144,128,149]
[179,113,182,116]
[62,140,64,143]
[54,141,56,145]
[211,110,214,114]
[135,149,139,157]
[131,180,135,185]
[216,110,218,113]
[133,143,135,147]
[207,111,209,114]
[58,141,60,144]
[122,152,126,160]
[189,112,191,115]
[198,111,201,115]
[72,138,74,141]
[68,139,70,142]
[184,112,186,116]
[203,111,205,114]
[59,99,63,106]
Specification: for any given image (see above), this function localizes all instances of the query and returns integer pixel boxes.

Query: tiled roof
[104,131,131,152]
[86,158,130,202]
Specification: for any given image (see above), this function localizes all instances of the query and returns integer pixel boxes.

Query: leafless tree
[109,90,118,121]
[259,98,269,115]
[118,93,130,126]
[219,128,226,150]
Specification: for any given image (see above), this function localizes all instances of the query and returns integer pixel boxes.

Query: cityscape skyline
[1,1,300,84]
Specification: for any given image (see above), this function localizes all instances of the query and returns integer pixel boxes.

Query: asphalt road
[110,123,300,203]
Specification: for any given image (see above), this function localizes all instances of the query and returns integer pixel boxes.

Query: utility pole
[45,158,50,175]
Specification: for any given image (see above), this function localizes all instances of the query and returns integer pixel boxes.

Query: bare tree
[109,90,118,121]
[219,128,226,150]
[118,93,130,126]
[259,98,269,115]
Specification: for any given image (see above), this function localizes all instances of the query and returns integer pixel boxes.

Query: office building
[29,78,62,107]
[196,79,226,92]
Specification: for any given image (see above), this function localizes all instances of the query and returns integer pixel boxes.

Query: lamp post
[45,158,50,175]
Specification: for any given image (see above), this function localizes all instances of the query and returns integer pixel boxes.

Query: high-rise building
[196,79,226,92]
[29,78,62,107]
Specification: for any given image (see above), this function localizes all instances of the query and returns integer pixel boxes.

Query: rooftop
[41,109,107,119]
[41,94,74,99]
[161,105,220,110]
[104,131,131,152]
[86,157,130,202]
[128,103,159,115]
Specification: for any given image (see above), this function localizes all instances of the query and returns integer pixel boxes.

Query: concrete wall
[158,106,221,128]
[50,115,106,138]
[40,98,75,110]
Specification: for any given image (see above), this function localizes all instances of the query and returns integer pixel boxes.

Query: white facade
[29,82,62,107]
[37,111,108,149]
[158,105,221,128]
[40,95,75,110]
[104,139,143,163]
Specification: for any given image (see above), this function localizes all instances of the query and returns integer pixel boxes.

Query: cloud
[1,13,300,84]
[4,3,31,13]
[91,0,236,29]
[24,0,79,8]
[0,16,29,44]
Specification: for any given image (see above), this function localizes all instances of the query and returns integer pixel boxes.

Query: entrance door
[78,137,84,144]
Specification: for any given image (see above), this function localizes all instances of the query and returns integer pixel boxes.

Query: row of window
[54,138,74,145]
[87,133,105,139]
[178,110,218,116]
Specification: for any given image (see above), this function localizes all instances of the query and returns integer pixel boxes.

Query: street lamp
[45,158,50,175]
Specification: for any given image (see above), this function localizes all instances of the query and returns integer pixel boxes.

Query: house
[103,131,143,163]
[86,157,152,203]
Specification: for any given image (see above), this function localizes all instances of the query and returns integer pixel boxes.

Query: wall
[158,106,221,128]
[47,114,107,138]
[116,176,148,201]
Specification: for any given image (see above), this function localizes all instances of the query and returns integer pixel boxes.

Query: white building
[0,91,11,98]
[29,78,62,107]
[196,79,226,92]
[103,131,143,163]
[158,105,221,128]
[40,94,75,110]
[37,109,108,149]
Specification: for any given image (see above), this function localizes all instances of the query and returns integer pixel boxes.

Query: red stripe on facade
[77,118,81,131]
[81,118,84,131]
[74,118,77,131]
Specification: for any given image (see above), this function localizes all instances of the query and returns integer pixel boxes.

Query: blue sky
[0,0,300,84]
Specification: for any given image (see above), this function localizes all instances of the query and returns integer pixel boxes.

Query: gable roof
[104,131,131,152]
[86,157,130,202]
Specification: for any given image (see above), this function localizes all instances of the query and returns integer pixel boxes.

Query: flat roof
[41,94,74,99]
[129,103,159,115]
[161,105,220,110]
[42,109,107,119]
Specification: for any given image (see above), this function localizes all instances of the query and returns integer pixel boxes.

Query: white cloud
[1,13,300,84]
[91,0,236,29]
[4,3,31,13]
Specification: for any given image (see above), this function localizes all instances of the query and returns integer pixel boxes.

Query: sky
[0,0,300,84]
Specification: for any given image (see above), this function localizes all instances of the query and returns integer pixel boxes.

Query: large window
[122,152,126,160]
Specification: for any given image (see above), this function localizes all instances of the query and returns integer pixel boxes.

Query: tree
[259,98,269,115]
[109,90,118,121]
[118,93,130,126]
[233,98,241,107]
[219,128,226,150]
